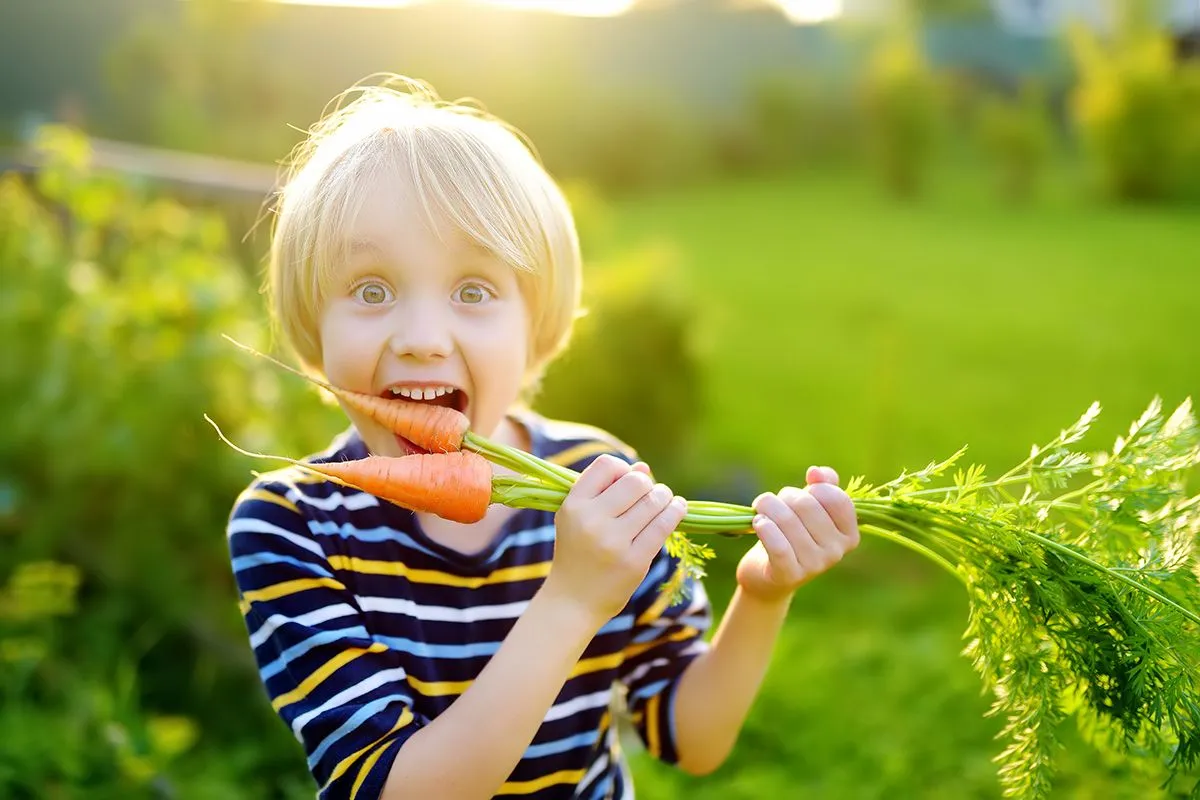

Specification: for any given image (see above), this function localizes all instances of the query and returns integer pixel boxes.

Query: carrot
[223,335,469,453]
[206,415,491,523]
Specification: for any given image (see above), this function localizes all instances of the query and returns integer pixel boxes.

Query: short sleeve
[227,475,426,800]
[616,549,712,765]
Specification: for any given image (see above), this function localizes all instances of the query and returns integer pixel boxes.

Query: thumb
[806,465,840,485]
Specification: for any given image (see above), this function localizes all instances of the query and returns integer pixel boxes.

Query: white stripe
[621,657,669,687]
[291,488,379,512]
[573,752,610,798]
[290,666,411,740]
[249,604,359,650]
[544,689,613,723]
[228,518,324,557]
[358,596,530,624]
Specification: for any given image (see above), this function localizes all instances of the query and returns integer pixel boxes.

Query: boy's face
[318,173,531,457]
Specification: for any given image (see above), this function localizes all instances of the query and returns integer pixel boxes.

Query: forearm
[382,587,599,800]
[671,586,792,775]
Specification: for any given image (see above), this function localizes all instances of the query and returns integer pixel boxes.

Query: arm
[380,586,597,800]
[671,588,792,776]
[671,468,861,776]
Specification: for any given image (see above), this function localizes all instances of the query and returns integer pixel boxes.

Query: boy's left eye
[455,283,493,305]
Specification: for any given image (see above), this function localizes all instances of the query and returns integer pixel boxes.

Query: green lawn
[594,168,1200,798]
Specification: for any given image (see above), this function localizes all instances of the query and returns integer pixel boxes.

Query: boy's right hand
[545,455,688,626]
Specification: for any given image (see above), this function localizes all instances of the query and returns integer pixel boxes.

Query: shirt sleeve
[616,548,713,765]
[227,475,424,800]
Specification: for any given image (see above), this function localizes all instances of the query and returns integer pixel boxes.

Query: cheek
[318,307,380,389]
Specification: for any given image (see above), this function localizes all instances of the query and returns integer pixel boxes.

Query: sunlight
[770,0,843,25]
[277,0,635,16]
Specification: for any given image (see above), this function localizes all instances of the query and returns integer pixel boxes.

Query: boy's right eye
[354,281,393,305]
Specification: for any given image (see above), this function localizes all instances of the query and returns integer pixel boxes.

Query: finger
[806,465,839,485]
[598,470,658,518]
[631,461,654,479]
[779,486,843,553]
[752,514,803,585]
[630,496,687,563]
[807,483,861,548]
[571,454,632,500]
[618,482,674,533]
[753,491,824,563]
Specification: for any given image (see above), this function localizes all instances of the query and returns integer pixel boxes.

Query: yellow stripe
[325,707,412,794]
[271,643,388,712]
[572,651,624,677]
[327,555,550,588]
[407,675,473,697]
[546,441,629,468]
[237,487,299,514]
[645,693,662,757]
[623,627,699,661]
[242,577,347,604]
[408,650,624,699]
[496,769,587,795]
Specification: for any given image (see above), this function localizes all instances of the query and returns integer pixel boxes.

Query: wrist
[734,581,796,608]
[530,580,607,641]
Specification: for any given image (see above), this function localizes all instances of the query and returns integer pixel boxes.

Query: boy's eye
[355,281,392,305]
[456,283,492,305]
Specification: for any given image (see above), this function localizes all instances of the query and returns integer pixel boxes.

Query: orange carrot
[223,335,469,453]
[316,452,492,523]
[206,414,492,523]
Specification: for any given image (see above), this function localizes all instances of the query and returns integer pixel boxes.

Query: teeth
[389,386,456,400]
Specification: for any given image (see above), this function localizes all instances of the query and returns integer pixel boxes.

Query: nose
[387,301,453,362]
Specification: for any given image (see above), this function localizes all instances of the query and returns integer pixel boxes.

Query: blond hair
[266,74,582,394]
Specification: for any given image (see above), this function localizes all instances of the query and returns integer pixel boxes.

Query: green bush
[1066,14,1200,203]
[858,24,941,198]
[531,244,708,486]
[0,125,339,797]
[977,81,1054,202]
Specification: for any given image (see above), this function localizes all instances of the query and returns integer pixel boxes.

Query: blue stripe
[371,636,501,659]
[487,525,555,563]
[307,695,408,769]
[523,731,599,759]
[597,613,633,636]
[307,520,442,559]
[260,627,371,681]
[630,678,669,702]
[232,552,333,578]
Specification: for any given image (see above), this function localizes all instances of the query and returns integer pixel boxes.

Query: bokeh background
[2,0,1199,797]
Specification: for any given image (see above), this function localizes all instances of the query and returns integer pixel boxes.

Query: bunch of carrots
[210,337,757,536]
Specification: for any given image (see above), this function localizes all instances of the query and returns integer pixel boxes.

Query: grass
[594,165,1200,798]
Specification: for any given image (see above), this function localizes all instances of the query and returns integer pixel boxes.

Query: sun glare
[771,0,843,25]
[277,0,634,15]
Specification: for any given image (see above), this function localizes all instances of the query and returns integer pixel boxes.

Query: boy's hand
[545,455,687,626]
[736,466,860,602]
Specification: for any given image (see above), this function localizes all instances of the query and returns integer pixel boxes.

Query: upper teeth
[390,386,455,400]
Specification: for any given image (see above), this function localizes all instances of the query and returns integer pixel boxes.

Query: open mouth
[381,387,469,455]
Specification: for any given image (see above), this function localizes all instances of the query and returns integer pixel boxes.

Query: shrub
[0,125,337,796]
[531,244,707,484]
[977,81,1054,202]
[1066,12,1200,202]
[858,23,941,198]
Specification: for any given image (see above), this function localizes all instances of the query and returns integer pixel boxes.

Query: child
[226,74,860,800]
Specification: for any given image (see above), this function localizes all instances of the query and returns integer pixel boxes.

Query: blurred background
[2,0,1199,797]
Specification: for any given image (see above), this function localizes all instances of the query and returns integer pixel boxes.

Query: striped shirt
[226,408,713,800]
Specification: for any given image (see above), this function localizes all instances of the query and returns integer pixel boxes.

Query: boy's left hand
[736,466,860,602]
